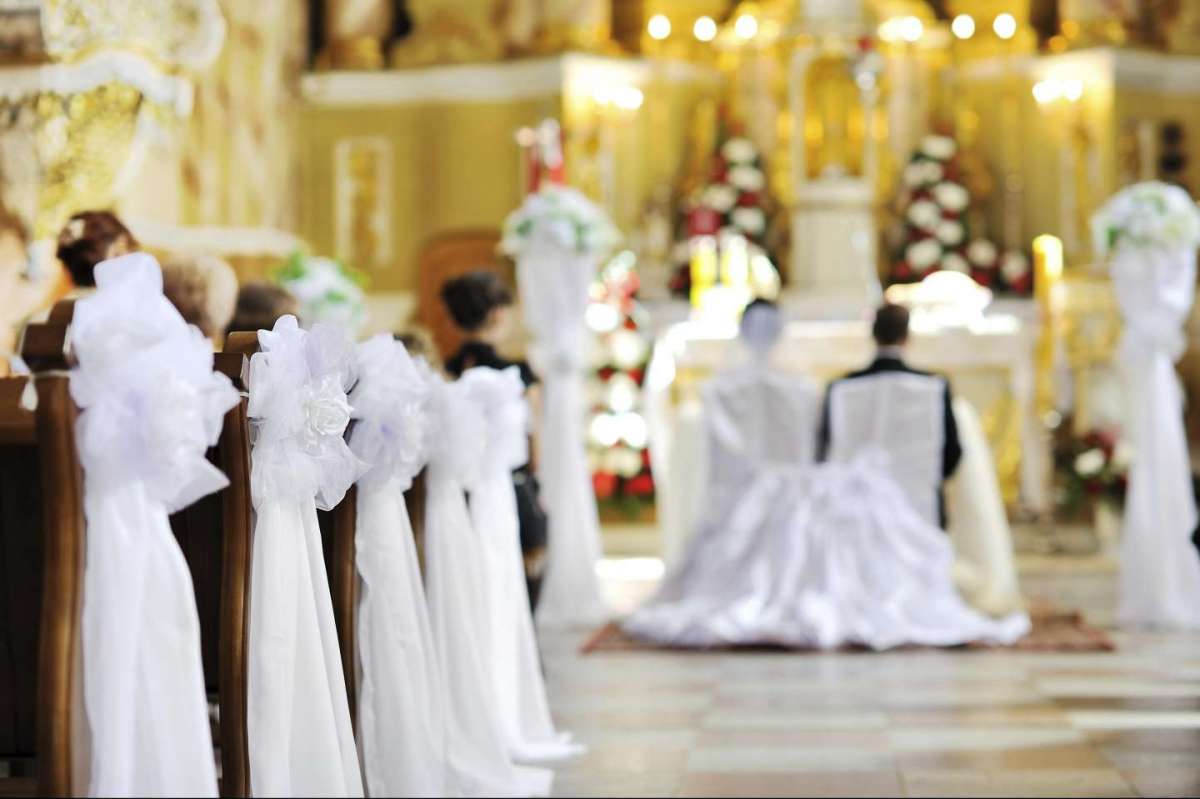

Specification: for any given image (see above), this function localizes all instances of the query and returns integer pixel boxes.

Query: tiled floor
[539,556,1200,797]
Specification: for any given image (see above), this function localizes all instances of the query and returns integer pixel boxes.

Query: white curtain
[1111,247,1200,628]
[423,372,552,797]
[69,253,235,796]
[460,366,581,763]
[516,246,608,627]
[347,335,448,797]
[246,316,365,797]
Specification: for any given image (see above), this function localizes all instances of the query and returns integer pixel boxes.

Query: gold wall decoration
[334,136,392,269]
[42,0,226,69]
[389,0,508,66]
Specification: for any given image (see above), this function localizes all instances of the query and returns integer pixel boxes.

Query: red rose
[893,262,913,280]
[598,367,616,382]
[737,191,761,208]
[593,472,618,500]
[628,367,645,385]
[972,268,993,287]
[1008,273,1032,294]
[710,157,728,182]
[626,473,655,496]
[688,207,722,236]
[623,317,638,330]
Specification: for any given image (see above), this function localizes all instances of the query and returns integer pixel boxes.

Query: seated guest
[226,282,297,337]
[818,302,962,528]
[440,270,546,611]
[160,254,239,346]
[56,210,137,289]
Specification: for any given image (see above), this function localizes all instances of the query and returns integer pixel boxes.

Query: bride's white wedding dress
[625,365,1030,650]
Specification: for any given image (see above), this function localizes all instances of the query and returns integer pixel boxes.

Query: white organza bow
[346,336,449,797]
[246,315,365,797]
[70,253,235,797]
[248,315,362,510]
[460,365,528,482]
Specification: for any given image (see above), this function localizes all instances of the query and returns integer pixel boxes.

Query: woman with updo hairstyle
[56,210,137,289]
[441,270,547,611]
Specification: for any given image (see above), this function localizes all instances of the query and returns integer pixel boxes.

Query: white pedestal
[790,178,881,309]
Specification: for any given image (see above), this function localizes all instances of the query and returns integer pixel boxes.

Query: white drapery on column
[460,366,582,763]
[1111,247,1200,628]
[423,372,552,797]
[347,334,448,797]
[70,253,235,796]
[246,316,365,797]
[516,245,608,627]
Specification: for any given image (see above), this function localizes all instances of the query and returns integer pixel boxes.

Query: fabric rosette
[69,253,236,796]
[246,315,365,797]
[347,335,448,797]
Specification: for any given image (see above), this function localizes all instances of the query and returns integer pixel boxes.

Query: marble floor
[539,555,1200,797]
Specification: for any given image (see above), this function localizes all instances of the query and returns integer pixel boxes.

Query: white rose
[921,161,945,184]
[731,207,766,236]
[906,239,942,269]
[908,200,941,231]
[703,184,738,213]
[605,446,644,478]
[303,375,353,440]
[903,162,929,189]
[933,182,969,213]
[920,135,957,160]
[728,165,765,192]
[1074,448,1106,477]
[941,252,970,274]
[721,137,757,164]
[967,239,998,267]
[1001,251,1030,282]
[936,220,965,246]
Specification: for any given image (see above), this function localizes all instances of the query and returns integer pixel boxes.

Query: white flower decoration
[932,182,969,213]
[703,184,739,213]
[1091,180,1200,256]
[908,199,941,231]
[1001,251,1030,282]
[500,183,621,258]
[1074,448,1106,477]
[941,252,970,274]
[920,135,957,160]
[727,165,765,192]
[967,239,998,267]
[721,137,758,164]
[731,206,766,236]
[906,238,942,269]
[936,220,965,247]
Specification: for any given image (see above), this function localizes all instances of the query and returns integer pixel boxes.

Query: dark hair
[56,210,137,287]
[872,303,910,346]
[440,270,513,333]
[227,282,298,335]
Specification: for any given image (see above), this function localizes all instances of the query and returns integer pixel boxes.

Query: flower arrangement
[890,135,1031,294]
[275,251,368,333]
[668,124,780,299]
[1054,426,1130,518]
[500,183,621,259]
[1090,180,1200,257]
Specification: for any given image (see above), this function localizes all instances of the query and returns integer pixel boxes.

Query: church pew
[0,365,86,796]
[0,309,253,797]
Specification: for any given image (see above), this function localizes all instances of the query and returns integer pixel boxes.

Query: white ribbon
[1110,246,1200,628]
[460,366,582,764]
[70,253,235,797]
[515,245,608,627]
[423,372,551,797]
[246,315,364,797]
[346,335,448,796]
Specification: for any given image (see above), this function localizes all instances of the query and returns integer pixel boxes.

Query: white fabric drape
[1111,247,1200,628]
[827,372,945,527]
[516,246,608,627]
[70,253,235,797]
[460,366,581,764]
[946,398,1025,616]
[347,335,448,797]
[246,315,364,797]
[625,366,1030,650]
[423,372,552,797]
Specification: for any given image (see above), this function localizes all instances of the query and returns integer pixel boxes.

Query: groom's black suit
[816,354,963,528]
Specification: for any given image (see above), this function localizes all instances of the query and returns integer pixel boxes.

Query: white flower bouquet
[500,184,621,259]
[276,251,368,333]
[1091,180,1200,257]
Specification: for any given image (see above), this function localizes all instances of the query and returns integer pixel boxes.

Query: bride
[624,300,1029,650]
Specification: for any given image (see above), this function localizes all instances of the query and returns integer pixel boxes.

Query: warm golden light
[1033,234,1064,285]
[734,14,759,40]
[647,14,671,40]
[693,16,717,42]
[951,14,975,39]
[900,16,923,43]
[993,13,1017,40]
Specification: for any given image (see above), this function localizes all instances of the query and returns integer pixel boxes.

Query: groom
[817,303,962,528]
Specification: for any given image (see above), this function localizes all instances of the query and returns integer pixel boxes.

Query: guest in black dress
[441,271,548,611]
